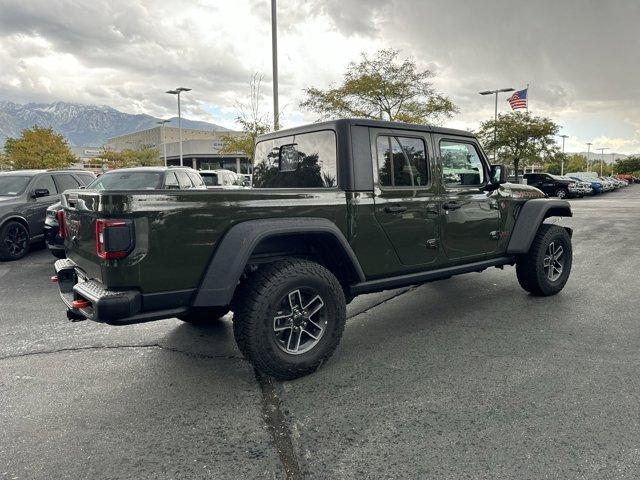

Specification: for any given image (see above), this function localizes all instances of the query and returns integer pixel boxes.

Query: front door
[25,174,60,236]
[436,136,500,261]
[371,129,440,267]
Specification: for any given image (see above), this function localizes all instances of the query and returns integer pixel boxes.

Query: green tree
[220,73,271,161]
[564,153,587,173]
[4,126,76,169]
[300,49,458,124]
[476,112,559,182]
[615,156,640,174]
[100,146,161,169]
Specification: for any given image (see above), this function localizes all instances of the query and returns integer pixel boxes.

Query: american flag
[507,88,528,110]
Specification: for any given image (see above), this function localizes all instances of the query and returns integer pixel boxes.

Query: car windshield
[0,175,31,196]
[87,171,162,190]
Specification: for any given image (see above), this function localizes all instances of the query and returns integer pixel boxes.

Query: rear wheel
[516,224,572,296]
[177,306,230,324]
[233,259,346,380]
[0,221,29,261]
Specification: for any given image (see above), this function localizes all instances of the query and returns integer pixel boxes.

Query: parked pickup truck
[54,119,573,379]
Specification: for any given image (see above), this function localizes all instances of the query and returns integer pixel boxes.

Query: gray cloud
[1,0,639,151]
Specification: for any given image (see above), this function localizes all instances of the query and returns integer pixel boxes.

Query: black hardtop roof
[257,118,475,142]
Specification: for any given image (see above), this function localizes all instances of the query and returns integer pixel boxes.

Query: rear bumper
[54,259,190,325]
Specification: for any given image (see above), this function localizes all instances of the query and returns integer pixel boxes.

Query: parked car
[597,177,616,191]
[199,169,243,189]
[569,176,602,194]
[0,169,96,261]
[558,176,592,196]
[522,172,579,198]
[54,119,574,380]
[44,167,205,258]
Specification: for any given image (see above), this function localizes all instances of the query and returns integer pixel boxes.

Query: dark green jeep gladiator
[54,119,573,379]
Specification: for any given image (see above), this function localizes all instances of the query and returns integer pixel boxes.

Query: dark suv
[523,173,578,199]
[44,166,206,258]
[0,169,96,260]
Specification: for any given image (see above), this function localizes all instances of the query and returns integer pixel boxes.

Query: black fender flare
[0,214,30,234]
[191,217,365,307]
[507,199,573,254]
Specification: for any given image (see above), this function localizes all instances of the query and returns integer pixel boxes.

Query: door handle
[384,205,408,213]
[442,201,462,211]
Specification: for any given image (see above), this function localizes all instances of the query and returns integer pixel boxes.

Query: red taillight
[72,299,91,309]
[56,210,66,238]
[95,218,133,260]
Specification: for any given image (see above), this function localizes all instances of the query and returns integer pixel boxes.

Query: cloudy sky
[1,0,639,154]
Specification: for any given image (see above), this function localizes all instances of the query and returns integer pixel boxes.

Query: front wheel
[516,224,572,296]
[0,221,29,261]
[233,259,346,380]
[555,188,568,199]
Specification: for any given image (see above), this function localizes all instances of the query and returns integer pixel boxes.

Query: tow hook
[66,310,86,322]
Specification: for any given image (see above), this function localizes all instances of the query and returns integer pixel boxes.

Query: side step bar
[350,256,515,295]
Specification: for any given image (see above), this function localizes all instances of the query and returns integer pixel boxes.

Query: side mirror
[32,188,50,198]
[490,164,508,184]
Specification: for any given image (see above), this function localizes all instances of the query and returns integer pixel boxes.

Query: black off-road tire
[232,259,346,380]
[516,224,572,296]
[177,306,230,324]
[0,221,30,261]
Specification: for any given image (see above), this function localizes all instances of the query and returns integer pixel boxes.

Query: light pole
[479,88,515,161]
[157,120,169,167]
[271,0,279,130]
[166,87,191,166]
[586,142,592,172]
[598,147,609,176]
[559,134,568,175]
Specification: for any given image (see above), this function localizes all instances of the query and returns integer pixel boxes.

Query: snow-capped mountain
[0,101,229,148]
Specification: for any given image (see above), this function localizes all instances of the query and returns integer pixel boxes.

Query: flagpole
[526,83,530,113]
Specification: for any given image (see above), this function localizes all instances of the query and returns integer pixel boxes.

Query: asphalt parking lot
[1,186,639,480]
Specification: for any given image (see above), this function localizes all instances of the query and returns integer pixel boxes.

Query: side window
[164,172,179,189]
[253,130,337,188]
[187,170,206,188]
[175,170,193,189]
[440,140,486,187]
[75,173,96,186]
[32,175,58,196]
[376,135,429,188]
[53,174,80,193]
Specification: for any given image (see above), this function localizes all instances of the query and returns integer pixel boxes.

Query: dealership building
[105,125,250,173]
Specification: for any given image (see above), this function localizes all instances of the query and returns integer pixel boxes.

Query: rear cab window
[253,130,338,188]
[175,170,194,189]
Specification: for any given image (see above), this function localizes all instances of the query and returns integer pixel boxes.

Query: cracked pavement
[1,186,640,479]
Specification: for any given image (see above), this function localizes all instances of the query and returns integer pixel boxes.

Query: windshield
[0,175,31,196]
[87,171,162,190]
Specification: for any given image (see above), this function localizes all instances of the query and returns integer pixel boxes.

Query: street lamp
[166,87,191,166]
[479,87,515,161]
[586,142,592,172]
[271,0,279,130]
[559,134,568,175]
[156,120,170,167]
[597,147,609,176]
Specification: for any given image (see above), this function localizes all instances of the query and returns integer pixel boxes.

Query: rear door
[370,128,440,267]
[435,136,500,261]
